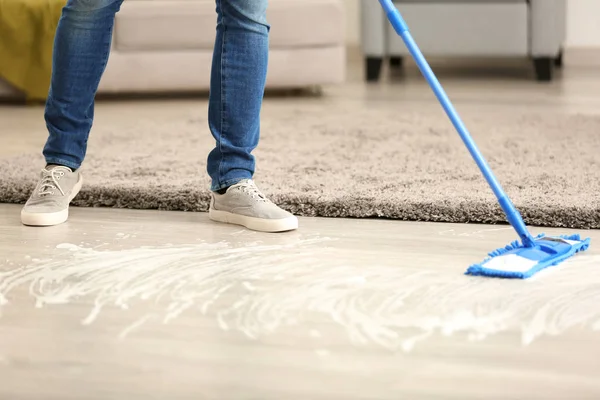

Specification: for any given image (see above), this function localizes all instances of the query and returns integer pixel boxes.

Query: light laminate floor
[1,59,600,399]
[1,205,600,399]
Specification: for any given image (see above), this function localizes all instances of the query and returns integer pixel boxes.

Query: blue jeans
[43,0,269,191]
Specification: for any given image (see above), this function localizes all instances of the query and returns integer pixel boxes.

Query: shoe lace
[38,168,66,197]
[237,180,269,202]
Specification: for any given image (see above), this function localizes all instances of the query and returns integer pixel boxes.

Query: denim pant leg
[43,0,124,170]
[207,0,270,192]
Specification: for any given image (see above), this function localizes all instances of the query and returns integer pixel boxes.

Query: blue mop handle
[378,0,535,247]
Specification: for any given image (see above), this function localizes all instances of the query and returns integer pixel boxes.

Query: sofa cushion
[114,0,344,51]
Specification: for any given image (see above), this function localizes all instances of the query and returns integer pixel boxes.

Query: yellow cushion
[0,0,66,100]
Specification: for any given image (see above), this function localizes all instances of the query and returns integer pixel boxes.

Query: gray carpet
[1,102,599,229]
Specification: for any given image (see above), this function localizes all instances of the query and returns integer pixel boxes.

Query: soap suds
[0,240,599,352]
[119,314,156,339]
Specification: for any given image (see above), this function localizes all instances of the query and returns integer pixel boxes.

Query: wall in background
[565,0,600,48]
[344,0,600,49]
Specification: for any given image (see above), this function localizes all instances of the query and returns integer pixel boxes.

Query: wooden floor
[1,58,600,399]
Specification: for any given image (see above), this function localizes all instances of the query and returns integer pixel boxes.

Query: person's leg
[206,0,269,191]
[43,0,124,170]
[207,0,298,232]
[21,0,123,227]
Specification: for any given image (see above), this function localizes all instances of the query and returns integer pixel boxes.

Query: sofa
[360,0,567,82]
[0,0,346,99]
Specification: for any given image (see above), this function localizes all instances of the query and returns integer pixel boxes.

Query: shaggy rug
[1,101,599,229]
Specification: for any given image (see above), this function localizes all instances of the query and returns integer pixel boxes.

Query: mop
[378,0,591,279]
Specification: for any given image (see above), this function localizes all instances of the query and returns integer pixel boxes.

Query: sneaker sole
[209,209,298,233]
[21,175,84,227]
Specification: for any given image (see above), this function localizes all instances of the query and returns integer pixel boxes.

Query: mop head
[465,234,591,279]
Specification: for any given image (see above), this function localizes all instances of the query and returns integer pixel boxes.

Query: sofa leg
[554,49,563,68]
[389,56,404,69]
[365,57,383,82]
[533,57,553,82]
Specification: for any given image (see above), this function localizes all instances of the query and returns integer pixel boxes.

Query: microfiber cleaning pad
[465,234,591,279]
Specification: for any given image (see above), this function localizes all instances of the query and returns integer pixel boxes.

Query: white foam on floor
[0,241,599,352]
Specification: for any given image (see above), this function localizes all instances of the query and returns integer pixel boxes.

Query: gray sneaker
[209,179,298,232]
[21,165,83,226]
